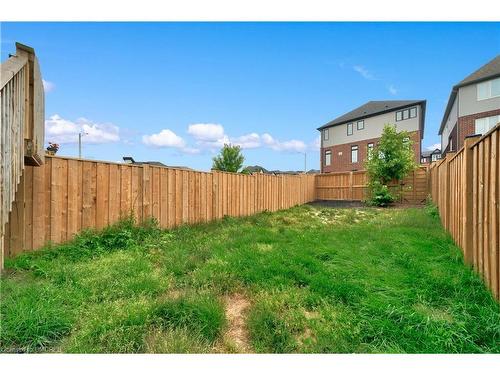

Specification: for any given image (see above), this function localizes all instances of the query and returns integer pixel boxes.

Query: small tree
[212,144,245,173]
[365,124,416,206]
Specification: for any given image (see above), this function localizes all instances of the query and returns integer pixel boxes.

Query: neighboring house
[122,156,192,170]
[317,100,426,173]
[439,55,500,154]
[242,165,271,174]
[420,148,442,164]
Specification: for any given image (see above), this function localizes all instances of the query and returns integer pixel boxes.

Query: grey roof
[421,149,441,158]
[456,55,500,87]
[317,100,426,130]
[439,55,500,135]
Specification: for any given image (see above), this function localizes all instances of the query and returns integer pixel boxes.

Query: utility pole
[78,132,87,159]
[298,151,307,173]
[78,132,82,158]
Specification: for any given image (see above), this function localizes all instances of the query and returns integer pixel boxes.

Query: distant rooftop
[317,100,426,130]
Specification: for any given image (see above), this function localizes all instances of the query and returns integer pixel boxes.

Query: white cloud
[261,133,307,152]
[42,79,55,93]
[388,84,398,95]
[232,133,261,149]
[188,123,225,141]
[45,114,120,144]
[426,143,441,151]
[142,129,186,148]
[353,65,376,80]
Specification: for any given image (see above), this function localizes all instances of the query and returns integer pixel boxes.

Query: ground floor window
[325,150,331,166]
[351,145,358,163]
[475,115,500,135]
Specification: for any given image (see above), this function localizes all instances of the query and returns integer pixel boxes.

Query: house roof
[439,55,500,135]
[317,100,426,131]
[421,149,441,158]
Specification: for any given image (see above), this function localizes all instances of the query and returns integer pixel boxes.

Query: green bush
[367,181,395,207]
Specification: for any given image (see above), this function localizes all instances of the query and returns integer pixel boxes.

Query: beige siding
[321,105,422,148]
[459,83,500,117]
[441,96,458,151]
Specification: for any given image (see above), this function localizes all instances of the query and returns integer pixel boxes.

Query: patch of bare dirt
[224,293,251,353]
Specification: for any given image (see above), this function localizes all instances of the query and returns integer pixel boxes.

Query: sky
[1,22,499,171]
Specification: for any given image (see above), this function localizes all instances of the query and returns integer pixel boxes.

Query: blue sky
[1,22,499,171]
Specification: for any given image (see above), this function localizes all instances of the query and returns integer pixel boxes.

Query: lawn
[1,204,499,353]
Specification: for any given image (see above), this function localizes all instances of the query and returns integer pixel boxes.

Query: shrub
[365,124,416,206]
[367,180,395,207]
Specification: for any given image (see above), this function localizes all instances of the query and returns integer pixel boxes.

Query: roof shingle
[317,100,425,130]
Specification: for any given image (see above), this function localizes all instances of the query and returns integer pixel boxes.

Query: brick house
[420,148,442,164]
[439,55,500,154]
[318,100,426,173]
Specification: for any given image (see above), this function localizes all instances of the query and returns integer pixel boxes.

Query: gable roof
[317,100,426,131]
[421,149,441,158]
[439,55,500,135]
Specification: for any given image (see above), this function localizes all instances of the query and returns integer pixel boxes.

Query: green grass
[1,206,499,353]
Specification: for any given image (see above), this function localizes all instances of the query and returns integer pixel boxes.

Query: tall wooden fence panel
[429,125,499,300]
[3,156,316,257]
[1,43,45,268]
[315,166,429,204]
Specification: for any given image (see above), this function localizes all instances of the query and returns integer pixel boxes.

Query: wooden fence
[1,43,45,267]
[429,125,499,300]
[3,156,316,257]
[315,166,429,204]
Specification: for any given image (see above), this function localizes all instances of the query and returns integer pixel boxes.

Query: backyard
[0,204,499,353]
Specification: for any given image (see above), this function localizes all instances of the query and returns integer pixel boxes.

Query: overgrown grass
[1,206,499,353]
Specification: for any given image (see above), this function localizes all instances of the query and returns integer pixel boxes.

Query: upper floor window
[396,107,417,121]
[475,115,500,135]
[347,123,353,136]
[477,77,500,101]
[357,120,364,130]
[431,154,441,162]
[351,145,359,163]
[323,129,329,141]
[325,150,332,166]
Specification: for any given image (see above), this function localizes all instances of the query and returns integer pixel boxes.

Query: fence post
[462,135,481,264]
[349,172,353,200]
[444,152,455,230]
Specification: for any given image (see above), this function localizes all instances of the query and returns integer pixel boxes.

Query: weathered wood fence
[1,43,45,267]
[429,124,499,300]
[315,166,429,204]
[3,156,316,257]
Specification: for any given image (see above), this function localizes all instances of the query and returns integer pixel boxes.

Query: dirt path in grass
[224,293,251,353]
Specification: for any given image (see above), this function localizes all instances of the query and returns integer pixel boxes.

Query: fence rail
[315,167,429,204]
[3,156,316,257]
[429,125,500,300]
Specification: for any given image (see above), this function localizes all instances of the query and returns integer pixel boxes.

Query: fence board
[5,156,317,256]
[429,125,500,300]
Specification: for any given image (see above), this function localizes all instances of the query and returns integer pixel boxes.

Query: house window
[449,136,454,152]
[477,77,500,101]
[396,107,417,121]
[347,123,353,136]
[351,145,358,163]
[367,143,374,159]
[357,120,364,130]
[323,129,329,141]
[431,154,440,162]
[325,150,331,166]
[475,115,500,135]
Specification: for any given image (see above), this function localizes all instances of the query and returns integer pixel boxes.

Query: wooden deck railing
[0,43,45,267]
